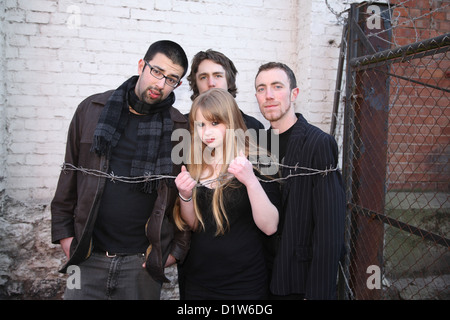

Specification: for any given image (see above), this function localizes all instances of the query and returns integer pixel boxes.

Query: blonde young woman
[174,88,281,300]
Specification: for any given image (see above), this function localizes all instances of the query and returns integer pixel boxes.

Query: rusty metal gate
[333,2,449,300]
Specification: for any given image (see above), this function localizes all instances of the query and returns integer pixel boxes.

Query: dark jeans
[64,251,162,300]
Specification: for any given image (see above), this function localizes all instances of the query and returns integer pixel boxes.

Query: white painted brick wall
[2,0,349,202]
[294,0,349,132]
[1,1,7,194]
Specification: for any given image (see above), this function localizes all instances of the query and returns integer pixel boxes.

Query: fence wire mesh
[382,36,449,300]
[331,1,449,300]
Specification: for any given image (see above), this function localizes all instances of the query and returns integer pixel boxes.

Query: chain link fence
[332,2,449,300]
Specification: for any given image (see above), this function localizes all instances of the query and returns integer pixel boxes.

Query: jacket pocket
[294,246,312,262]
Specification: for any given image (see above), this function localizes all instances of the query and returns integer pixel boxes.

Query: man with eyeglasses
[51,40,190,299]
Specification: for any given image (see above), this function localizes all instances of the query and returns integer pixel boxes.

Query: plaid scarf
[91,76,174,193]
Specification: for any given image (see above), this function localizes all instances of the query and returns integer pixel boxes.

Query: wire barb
[60,162,340,185]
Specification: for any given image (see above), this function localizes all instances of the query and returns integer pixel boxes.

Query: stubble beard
[263,103,291,122]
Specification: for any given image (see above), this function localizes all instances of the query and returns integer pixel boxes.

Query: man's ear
[291,87,299,101]
[138,59,145,76]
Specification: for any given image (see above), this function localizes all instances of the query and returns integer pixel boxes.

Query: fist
[175,166,197,199]
[227,151,256,186]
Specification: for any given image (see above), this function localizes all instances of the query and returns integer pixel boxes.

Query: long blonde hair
[174,88,260,235]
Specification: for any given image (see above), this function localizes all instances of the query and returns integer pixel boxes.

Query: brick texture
[387,0,449,191]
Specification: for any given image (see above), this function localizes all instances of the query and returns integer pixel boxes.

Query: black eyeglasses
[144,60,180,87]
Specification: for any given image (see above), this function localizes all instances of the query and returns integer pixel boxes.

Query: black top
[267,125,294,165]
[182,177,281,299]
[93,113,157,253]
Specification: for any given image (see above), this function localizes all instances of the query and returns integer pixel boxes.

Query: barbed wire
[325,0,450,47]
[60,162,340,187]
[368,2,450,45]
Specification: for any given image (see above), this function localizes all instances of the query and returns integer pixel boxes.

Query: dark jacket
[51,89,190,283]
[270,114,345,299]
[241,110,265,131]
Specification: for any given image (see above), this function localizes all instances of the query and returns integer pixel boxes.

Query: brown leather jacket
[51,89,190,283]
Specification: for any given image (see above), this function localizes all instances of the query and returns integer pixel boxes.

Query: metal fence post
[346,2,392,300]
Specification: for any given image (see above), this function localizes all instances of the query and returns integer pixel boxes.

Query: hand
[60,237,73,259]
[228,151,258,187]
[175,166,197,199]
[164,254,176,268]
[142,254,176,268]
